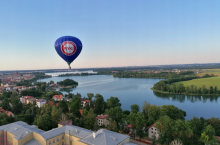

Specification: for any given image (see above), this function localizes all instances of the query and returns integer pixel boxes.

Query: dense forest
[57,78,78,87]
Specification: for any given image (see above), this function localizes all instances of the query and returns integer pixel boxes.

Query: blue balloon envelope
[55,36,82,69]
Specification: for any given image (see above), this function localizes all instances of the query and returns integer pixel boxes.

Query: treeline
[153,74,217,95]
[112,71,198,79]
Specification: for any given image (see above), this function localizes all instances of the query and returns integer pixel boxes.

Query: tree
[105,106,123,125]
[106,96,121,109]
[70,97,81,118]
[84,108,96,130]
[40,83,46,91]
[0,113,15,126]
[136,126,144,140]
[17,114,34,125]
[130,104,139,113]
[142,101,151,120]
[35,113,52,131]
[94,94,106,115]
[49,80,54,84]
[1,98,10,110]
[51,106,62,128]
[108,118,118,132]
[11,96,23,114]
[200,125,218,144]
[87,93,94,100]
[148,105,161,125]
[58,100,69,114]
[156,115,175,145]
[160,105,186,120]
[123,110,130,116]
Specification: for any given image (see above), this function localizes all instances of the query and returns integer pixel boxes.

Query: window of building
[155,129,157,131]
[1,134,3,137]
[49,141,51,145]
[67,137,69,140]
[151,131,153,133]
[57,138,59,142]
[62,142,64,145]
[151,128,153,130]
[53,139,55,143]
[62,136,64,140]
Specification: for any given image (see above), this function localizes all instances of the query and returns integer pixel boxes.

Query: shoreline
[151,88,220,96]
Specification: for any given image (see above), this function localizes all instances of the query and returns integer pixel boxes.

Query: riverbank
[151,88,220,96]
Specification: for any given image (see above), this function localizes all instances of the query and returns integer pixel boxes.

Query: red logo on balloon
[61,41,77,56]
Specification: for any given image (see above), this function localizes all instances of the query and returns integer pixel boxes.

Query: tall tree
[94,94,106,115]
[160,105,186,120]
[70,97,81,118]
[106,96,121,109]
[130,104,139,113]
[87,93,94,100]
[105,106,123,125]
[84,108,96,130]
[51,106,62,128]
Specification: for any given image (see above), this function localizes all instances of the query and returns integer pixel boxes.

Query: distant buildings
[0,121,133,145]
[36,99,47,108]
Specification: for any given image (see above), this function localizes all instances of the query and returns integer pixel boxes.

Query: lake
[38,75,220,120]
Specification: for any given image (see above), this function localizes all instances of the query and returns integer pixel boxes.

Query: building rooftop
[79,129,129,145]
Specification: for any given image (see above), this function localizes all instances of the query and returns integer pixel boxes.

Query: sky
[0,0,220,70]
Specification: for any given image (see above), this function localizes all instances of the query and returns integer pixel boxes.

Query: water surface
[38,75,220,120]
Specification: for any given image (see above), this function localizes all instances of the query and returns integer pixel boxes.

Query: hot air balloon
[55,36,82,69]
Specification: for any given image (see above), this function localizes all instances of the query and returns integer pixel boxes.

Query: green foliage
[0,113,15,126]
[136,126,144,140]
[21,89,42,98]
[127,111,146,129]
[105,106,123,125]
[51,106,62,128]
[17,114,34,125]
[108,118,118,132]
[160,105,186,120]
[106,96,121,109]
[87,93,94,100]
[70,97,81,118]
[57,79,78,86]
[207,117,220,136]
[1,98,10,110]
[94,94,106,115]
[200,125,217,144]
[123,110,130,116]
[84,108,96,130]
[11,96,23,114]
[58,100,69,114]
[130,104,139,113]
[148,105,161,125]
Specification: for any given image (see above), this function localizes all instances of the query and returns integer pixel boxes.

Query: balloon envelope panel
[54,36,82,65]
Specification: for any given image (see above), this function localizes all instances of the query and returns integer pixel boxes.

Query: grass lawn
[197,69,220,77]
[175,77,220,88]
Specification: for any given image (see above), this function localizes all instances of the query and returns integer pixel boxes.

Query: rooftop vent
[93,132,99,138]
[110,136,117,140]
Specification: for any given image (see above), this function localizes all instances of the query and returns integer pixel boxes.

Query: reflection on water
[38,75,220,120]
[153,91,219,103]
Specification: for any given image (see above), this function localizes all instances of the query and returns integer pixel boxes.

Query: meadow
[197,69,220,77]
[175,76,220,88]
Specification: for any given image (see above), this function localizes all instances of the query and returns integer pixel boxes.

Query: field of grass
[175,76,220,88]
[197,69,220,77]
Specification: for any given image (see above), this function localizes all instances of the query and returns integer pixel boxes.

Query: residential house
[0,121,134,145]
[36,99,47,108]
[82,100,91,108]
[26,98,36,105]
[80,98,86,106]
[5,87,11,91]
[21,96,34,104]
[46,101,59,107]
[52,95,64,101]
[0,107,14,117]
[148,124,159,140]
[96,114,109,127]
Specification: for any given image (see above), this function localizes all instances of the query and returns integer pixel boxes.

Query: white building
[96,114,109,127]
[36,99,47,108]
[148,124,159,139]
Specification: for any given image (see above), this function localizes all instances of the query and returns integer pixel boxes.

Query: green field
[197,69,220,77]
[175,77,220,88]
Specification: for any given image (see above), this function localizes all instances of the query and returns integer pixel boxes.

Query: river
[38,75,220,120]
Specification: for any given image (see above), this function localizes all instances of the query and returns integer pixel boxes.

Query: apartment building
[0,121,134,145]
